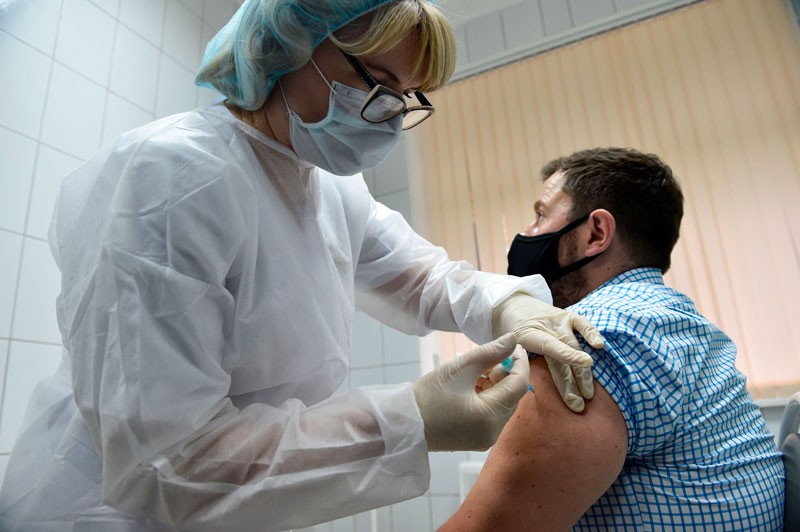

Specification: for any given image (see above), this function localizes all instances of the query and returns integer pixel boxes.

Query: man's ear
[585,209,615,257]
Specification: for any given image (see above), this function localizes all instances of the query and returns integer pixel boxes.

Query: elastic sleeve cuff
[459,272,553,344]
[363,383,431,489]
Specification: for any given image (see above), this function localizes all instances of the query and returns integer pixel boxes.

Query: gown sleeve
[354,196,552,343]
[52,140,429,531]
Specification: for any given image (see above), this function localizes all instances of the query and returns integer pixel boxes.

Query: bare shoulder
[440,356,627,532]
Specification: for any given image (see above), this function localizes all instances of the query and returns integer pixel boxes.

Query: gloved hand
[413,333,530,451]
[478,353,594,414]
[540,357,595,412]
[491,292,604,412]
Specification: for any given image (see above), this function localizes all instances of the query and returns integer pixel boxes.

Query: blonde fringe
[330,0,456,92]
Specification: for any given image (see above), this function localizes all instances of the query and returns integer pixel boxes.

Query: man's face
[524,171,588,308]
[521,171,573,236]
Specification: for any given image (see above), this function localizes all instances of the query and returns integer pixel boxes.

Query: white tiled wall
[0,342,61,454]
[0,0,239,489]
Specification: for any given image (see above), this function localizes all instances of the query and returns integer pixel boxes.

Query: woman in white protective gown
[0,1,603,530]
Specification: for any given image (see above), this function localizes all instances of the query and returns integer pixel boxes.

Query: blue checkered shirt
[569,268,784,531]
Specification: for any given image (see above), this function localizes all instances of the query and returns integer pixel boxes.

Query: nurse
[0,1,602,530]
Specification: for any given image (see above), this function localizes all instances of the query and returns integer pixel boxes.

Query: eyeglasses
[339,50,434,130]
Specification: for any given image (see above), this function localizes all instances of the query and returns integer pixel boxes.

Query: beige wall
[410,0,800,398]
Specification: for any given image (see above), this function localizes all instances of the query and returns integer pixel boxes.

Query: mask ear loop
[552,213,604,280]
[278,79,288,109]
[309,58,336,92]
[278,58,336,113]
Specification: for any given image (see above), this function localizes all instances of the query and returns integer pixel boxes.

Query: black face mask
[507,214,601,284]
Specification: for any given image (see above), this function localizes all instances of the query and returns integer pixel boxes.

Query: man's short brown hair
[541,147,684,272]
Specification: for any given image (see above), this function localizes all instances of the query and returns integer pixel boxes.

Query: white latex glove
[413,333,530,451]
[540,357,595,412]
[491,292,604,413]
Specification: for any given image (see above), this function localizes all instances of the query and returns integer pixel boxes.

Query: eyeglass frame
[338,49,434,130]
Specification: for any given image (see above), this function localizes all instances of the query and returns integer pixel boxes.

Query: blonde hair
[330,0,457,92]
[195,0,456,110]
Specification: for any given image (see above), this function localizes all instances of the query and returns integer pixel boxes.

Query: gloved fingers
[475,364,502,392]
[486,365,507,386]
[574,365,595,400]
[476,345,530,388]
[571,312,605,348]
[456,333,518,383]
[517,330,593,367]
[477,346,530,410]
[484,345,528,386]
[545,357,585,413]
[507,345,531,394]
[501,345,529,378]
[475,376,493,392]
[560,327,582,351]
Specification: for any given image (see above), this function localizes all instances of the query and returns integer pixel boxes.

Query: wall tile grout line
[98,4,122,149]
[0,49,157,132]
[88,0,119,17]
[0,6,201,71]
[0,27,51,59]
[151,0,169,115]
[0,0,66,447]
[0,228,47,244]
[0,337,62,347]
[197,1,208,110]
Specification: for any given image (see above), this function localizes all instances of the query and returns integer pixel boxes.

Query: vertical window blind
[409,0,800,399]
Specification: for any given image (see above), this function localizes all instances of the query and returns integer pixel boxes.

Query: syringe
[499,356,534,393]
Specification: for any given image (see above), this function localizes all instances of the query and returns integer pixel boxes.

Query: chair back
[779,392,800,444]
[781,392,800,531]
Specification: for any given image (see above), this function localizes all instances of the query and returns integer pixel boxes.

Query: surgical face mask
[507,214,601,284]
[281,60,403,176]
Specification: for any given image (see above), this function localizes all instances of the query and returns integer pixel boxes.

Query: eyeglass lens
[401,108,432,129]
[362,90,433,129]
[362,93,405,122]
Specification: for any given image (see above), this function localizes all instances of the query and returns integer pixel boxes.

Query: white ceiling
[437,0,528,25]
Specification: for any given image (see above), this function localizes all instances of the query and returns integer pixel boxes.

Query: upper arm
[441,356,627,532]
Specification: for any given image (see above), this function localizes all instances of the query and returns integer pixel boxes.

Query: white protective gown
[0,102,549,532]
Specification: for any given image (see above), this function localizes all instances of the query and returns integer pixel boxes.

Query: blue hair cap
[195,0,398,110]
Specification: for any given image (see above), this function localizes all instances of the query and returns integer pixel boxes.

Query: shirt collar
[593,267,665,292]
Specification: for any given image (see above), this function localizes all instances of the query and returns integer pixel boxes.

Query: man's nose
[521,222,536,236]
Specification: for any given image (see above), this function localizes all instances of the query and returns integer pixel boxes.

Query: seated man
[442,147,784,531]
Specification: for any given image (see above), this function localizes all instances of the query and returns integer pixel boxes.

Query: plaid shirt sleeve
[567,268,784,531]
